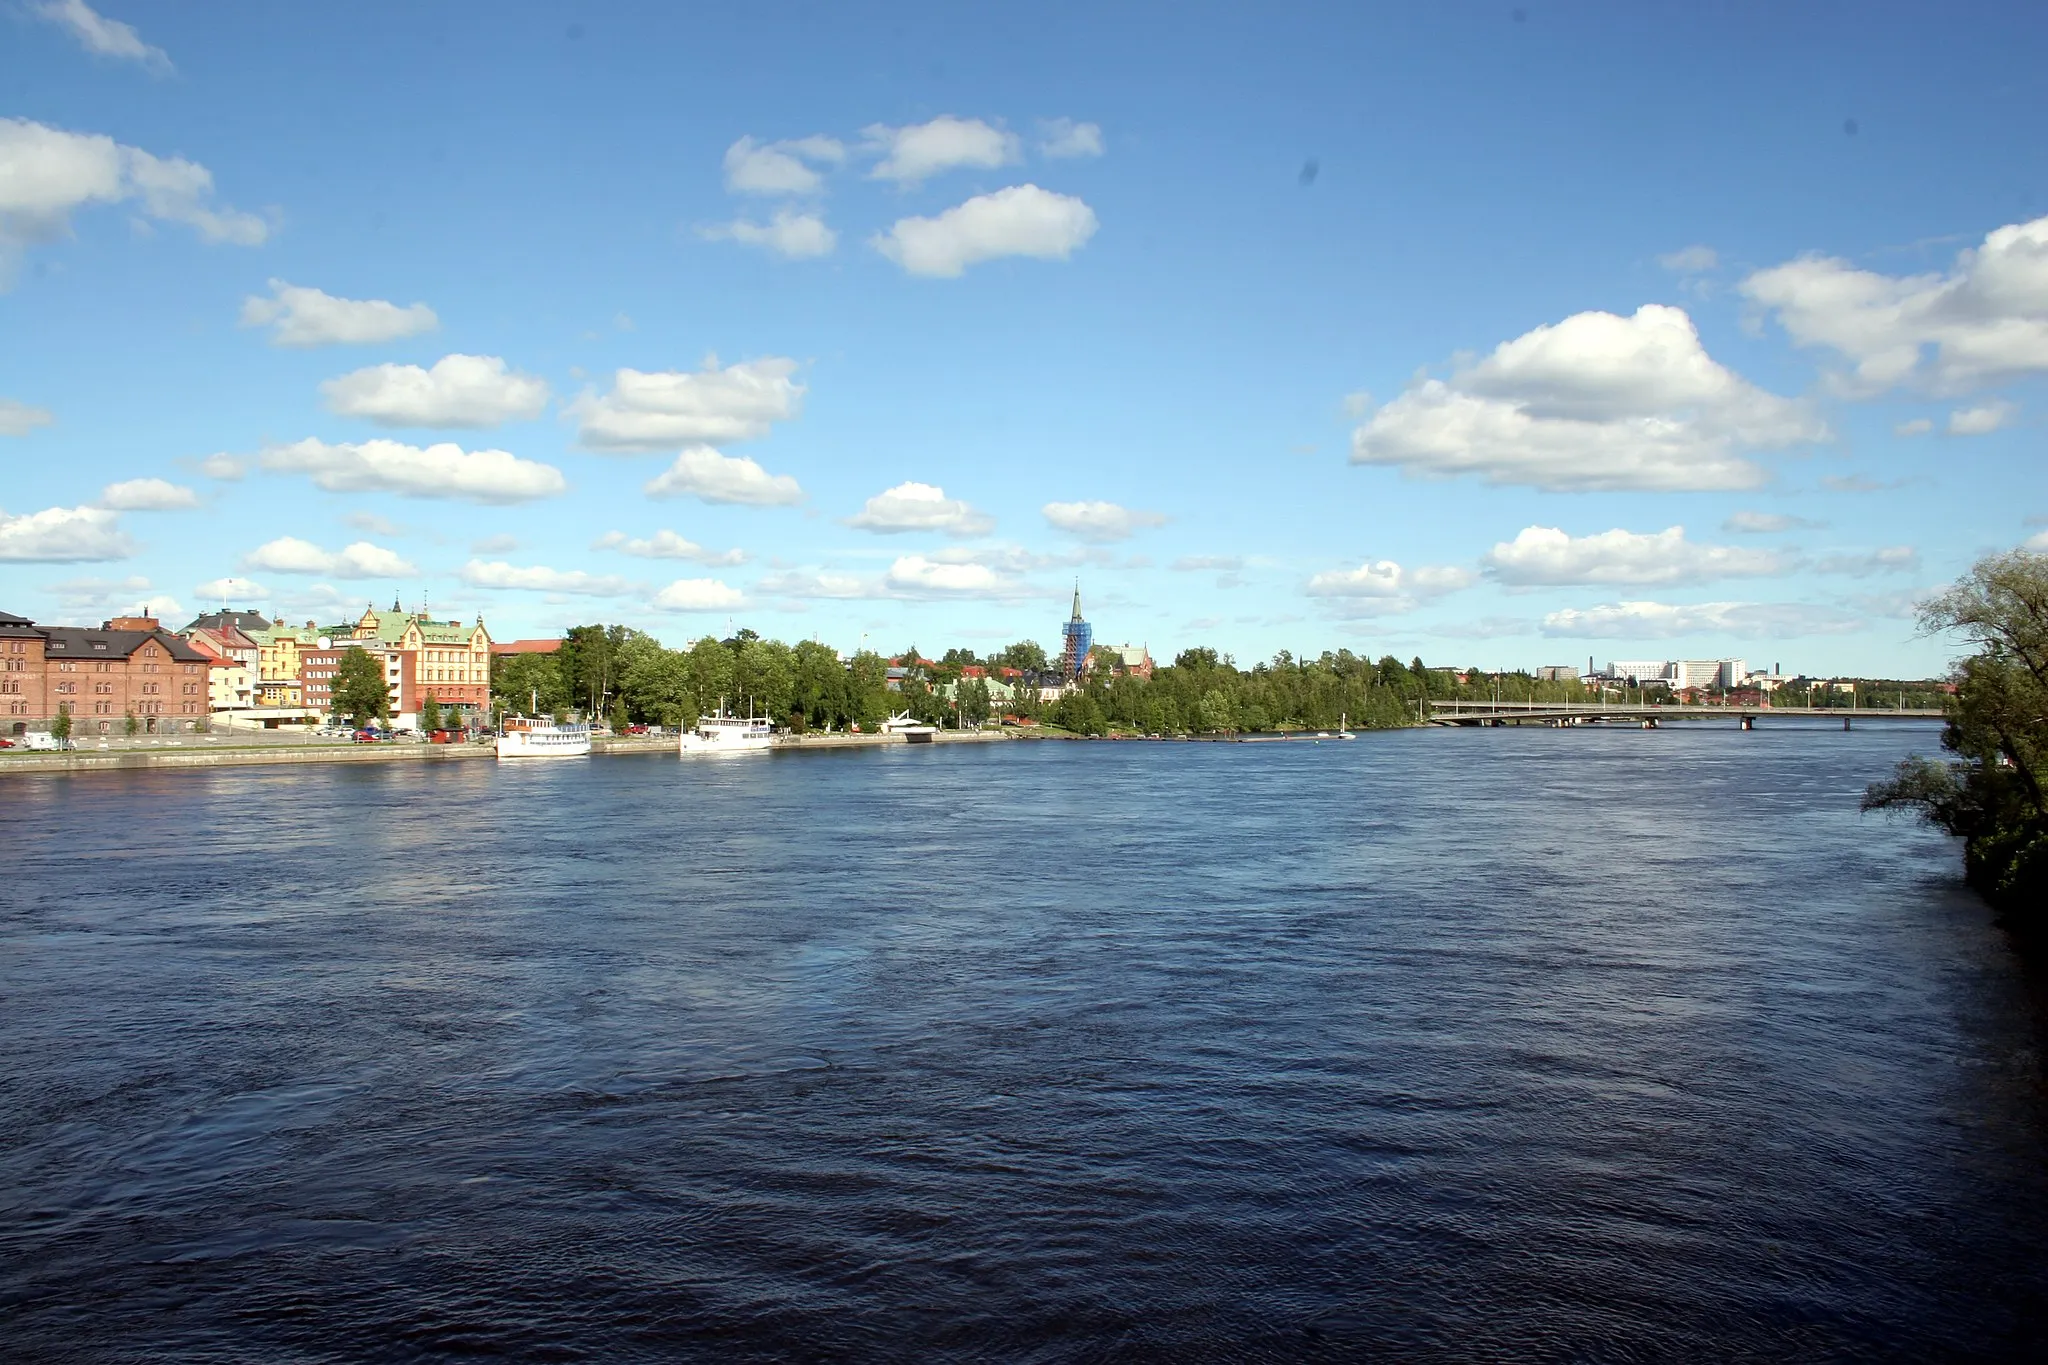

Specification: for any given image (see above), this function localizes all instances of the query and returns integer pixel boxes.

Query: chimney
[107,615,160,631]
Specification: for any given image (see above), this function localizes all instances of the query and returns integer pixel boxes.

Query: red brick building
[1,611,215,736]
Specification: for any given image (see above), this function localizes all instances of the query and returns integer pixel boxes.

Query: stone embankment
[0,728,1009,776]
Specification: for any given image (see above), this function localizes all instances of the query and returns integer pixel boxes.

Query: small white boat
[679,712,775,756]
[881,712,939,743]
[496,714,592,759]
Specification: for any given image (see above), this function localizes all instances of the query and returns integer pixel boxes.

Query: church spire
[1070,580,1083,622]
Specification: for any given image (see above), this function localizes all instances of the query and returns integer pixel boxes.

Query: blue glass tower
[1061,582,1091,680]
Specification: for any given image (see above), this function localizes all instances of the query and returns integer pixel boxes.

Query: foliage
[331,646,391,727]
[421,695,442,732]
[124,710,139,737]
[1865,551,2048,928]
[996,640,1050,672]
[51,707,71,741]
[492,651,570,718]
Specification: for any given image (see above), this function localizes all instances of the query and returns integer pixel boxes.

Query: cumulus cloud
[0,504,133,561]
[652,577,745,611]
[242,537,416,579]
[1483,525,1789,587]
[864,116,1020,186]
[239,279,438,348]
[259,437,566,503]
[1742,213,2048,394]
[1894,418,1934,437]
[847,481,993,535]
[1038,118,1105,159]
[593,529,745,565]
[49,574,177,618]
[319,354,550,428]
[197,453,245,480]
[1949,400,2017,435]
[643,446,804,505]
[701,209,836,259]
[194,575,265,601]
[98,477,198,511]
[459,560,634,596]
[1658,245,1718,274]
[756,569,881,600]
[572,357,803,451]
[32,1,170,70]
[872,184,1097,277]
[1305,560,1475,615]
[723,135,845,195]
[885,554,1011,597]
[1723,510,1823,534]
[0,398,54,435]
[1041,500,1166,542]
[1350,305,1823,492]
[0,117,265,275]
[1540,599,1863,638]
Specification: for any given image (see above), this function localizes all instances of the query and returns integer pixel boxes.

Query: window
[58,661,74,672]
[56,682,75,695]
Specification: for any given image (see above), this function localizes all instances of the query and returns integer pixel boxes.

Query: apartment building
[1,611,216,735]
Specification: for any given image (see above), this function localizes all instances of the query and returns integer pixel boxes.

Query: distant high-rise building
[1061,583,1092,680]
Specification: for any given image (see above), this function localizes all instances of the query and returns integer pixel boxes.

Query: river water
[3,724,2045,1361]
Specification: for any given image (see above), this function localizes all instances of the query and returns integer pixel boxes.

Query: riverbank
[0,727,1012,776]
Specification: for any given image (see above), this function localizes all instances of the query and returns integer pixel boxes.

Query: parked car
[354,728,392,743]
[625,723,650,735]
[0,737,14,748]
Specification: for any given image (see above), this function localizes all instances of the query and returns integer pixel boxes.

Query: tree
[996,640,1050,672]
[124,709,139,737]
[1198,690,1235,733]
[493,651,569,717]
[958,677,992,725]
[331,646,391,727]
[51,706,71,742]
[1865,550,2048,926]
[421,695,442,732]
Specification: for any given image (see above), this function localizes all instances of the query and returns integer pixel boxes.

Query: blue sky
[3,2,2045,675]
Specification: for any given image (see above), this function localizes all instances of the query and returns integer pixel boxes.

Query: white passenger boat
[678,712,775,756]
[881,712,939,743]
[495,714,592,759]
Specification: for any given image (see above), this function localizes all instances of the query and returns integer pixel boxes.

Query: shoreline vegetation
[1865,551,2048,935]
[495,626,1945,740]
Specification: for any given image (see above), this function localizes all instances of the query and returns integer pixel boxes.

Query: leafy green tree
[492,650,569,717]
[421,695,442,732]
[558,624,635,716]
[51,706,71,742]
[331,645,391,727]
[124,709,139,736]
[620,638,695,727]
[685,635,736,715]
[1866,550,2048,924]
[1052,691,1108,736]
[996,640,1050,672]
[1198,690,1235,733]
[847,650,891,730]
[958,677,992,725]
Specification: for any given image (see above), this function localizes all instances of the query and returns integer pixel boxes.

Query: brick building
[1,611,216,736]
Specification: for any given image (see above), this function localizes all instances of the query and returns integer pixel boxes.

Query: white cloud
[1894,418,1934,437]
[847,481,993,535]
[98,477,198,511]
[197,453,245,480]
[32,1,170,70]
[1742,213,2048,394]
[643,446,804,505]
[701,209,837,259]
[194,576,265,601]
[49,574,177,618]
[1483,525,1789,587]
[722,135,845,195]
[0,398,54,435]
[1041,500,1166,542]
[320,354,550,428]
[1038,118,1105,159]
[0,504,132,561]
[1540,599,1863,638]
[885,554,1010,597]
[239,279,438,348]
[1351,305,1823,492]
[259,438,566,504]
[652,577,745,611]
[1723,510,1822,534]
[1821,474,1902,493]
[1305,559,1474,615]
[242,537,416,579]
[757,569,883,600]
[0,118,264,274]
[1812,546,1920,576]
[459,560,634,596]
[864,116,1019,186]
[593,529,745,565]
[1948,400,2017,435]
[872,184,1097,278]
[2028,529,2048,552]
[1658,245,1718,274]
[572,357,803,450]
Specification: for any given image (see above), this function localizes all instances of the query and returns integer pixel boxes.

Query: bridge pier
[1740,715,1753,731]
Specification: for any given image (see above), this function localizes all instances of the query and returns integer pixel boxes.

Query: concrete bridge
[1425,700,1944,730]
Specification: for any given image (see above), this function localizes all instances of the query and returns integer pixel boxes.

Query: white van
[21,731,72,751]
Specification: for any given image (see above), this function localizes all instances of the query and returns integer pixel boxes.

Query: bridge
[1425,700,1944,729]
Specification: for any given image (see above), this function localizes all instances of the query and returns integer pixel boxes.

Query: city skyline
[4,4,2046,676]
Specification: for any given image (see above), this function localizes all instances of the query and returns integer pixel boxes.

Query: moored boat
[679,712,775,756]
[496,714,592,759]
